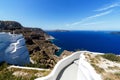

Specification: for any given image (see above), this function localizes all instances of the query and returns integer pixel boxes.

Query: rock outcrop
[0,20,59,68]
[60,50,72,59]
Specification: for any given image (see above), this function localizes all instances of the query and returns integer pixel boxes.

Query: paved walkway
[57,61,78,80]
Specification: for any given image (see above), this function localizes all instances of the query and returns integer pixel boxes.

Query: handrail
[35,51,83,80]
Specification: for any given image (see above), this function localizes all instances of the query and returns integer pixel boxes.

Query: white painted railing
[35,51,82,80]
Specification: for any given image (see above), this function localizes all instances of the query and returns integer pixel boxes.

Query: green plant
[104,78,112,80]
[0,62,9,70]
[0,69,37,80]
[91,63,105,73]
[101,54,120,62]
[114,72,120,77]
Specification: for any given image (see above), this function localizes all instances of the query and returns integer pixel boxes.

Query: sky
[0,0,120,31]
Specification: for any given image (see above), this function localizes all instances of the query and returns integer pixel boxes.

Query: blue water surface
[47,31,120,55]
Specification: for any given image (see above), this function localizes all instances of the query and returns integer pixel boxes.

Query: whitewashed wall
[35,51,82,80]
[0,32,30,65]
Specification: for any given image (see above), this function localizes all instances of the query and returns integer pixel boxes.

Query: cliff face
[0,20,59,68]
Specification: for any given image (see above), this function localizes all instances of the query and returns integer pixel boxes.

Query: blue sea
[47,31,120,55]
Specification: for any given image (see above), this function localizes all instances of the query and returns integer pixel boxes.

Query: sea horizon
[47,31,120,55]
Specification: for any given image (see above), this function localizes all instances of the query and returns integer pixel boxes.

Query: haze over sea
[47,31,120,55]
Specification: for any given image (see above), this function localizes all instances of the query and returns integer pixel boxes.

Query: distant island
[46,29,70,32]
[111,31,120,35]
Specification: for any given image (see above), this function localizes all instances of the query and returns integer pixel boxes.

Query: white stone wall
[0,32,30,65]
[35,51,81,80]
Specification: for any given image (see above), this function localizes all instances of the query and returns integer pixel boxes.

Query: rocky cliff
[0,20,59,68]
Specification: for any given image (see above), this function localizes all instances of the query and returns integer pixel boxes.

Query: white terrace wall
[35,51,82,80]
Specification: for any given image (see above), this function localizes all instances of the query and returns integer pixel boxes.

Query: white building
[0,32,30,65]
